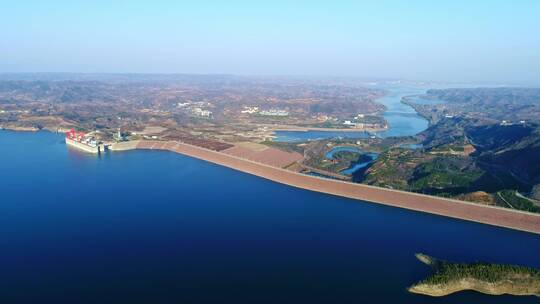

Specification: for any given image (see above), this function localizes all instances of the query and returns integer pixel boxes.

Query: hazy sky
[1,1,539,84]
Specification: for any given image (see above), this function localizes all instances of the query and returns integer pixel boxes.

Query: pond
[325,146,379,175]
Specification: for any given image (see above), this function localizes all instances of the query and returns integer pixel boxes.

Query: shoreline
[409,280,540,297]
[254,123,387,134]
[272,126,386,133]
[408,253,540,297]
[134,140,540,235]
[0,125,71,133]
[0,126,41,132]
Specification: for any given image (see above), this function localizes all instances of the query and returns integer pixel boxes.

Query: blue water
[375,86,429,138]
[325,146,364,159]
[274,130,369,143]
[1,130,540,303]
[274,85,429,142]
[325,146,379,175]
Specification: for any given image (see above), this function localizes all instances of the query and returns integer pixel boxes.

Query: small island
[408,253,540,297]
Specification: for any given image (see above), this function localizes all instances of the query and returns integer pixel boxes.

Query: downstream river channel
[1,130,539,303]
[274,85,428,142]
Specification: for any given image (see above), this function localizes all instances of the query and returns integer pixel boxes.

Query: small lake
[325,146,379,175]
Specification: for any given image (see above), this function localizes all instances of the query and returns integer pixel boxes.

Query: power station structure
[65,129,102,153]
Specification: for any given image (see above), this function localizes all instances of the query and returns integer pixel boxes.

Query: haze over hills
[2,1,540,84]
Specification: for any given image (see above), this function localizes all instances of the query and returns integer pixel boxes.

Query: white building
[241,106,259,114]
[259,109,289,116]
[193,107,212,117]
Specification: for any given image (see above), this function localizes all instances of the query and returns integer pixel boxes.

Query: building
[192,107,212,118]
[113,128,125,141]
[241,106,259,114]
[259,109,289,116]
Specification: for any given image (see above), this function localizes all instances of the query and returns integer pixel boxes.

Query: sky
[1,0,539,84]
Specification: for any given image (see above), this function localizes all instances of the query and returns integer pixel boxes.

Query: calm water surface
[273,130,369,143]
[375,85,428,138]
[325,146,379,175]
[274,85,429,142]
[1,130,539,304]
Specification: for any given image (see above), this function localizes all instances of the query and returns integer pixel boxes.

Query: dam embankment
[136,140,540,235]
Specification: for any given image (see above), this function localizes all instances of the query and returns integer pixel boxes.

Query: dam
[136,139,540,235]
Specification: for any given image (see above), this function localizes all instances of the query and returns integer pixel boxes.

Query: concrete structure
[109,140,140,151]
[241,106,259,114]
[65,137,99,153]
[260,109,289,116]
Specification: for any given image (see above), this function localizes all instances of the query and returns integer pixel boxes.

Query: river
[274,84,429,142]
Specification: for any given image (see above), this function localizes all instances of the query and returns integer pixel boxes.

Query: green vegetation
[498,190,540,213]
[332,150,361,162]
[361,148,424,189]
[532,184,540,200]
[326,150,376,174]
[419,261,540,286]
[410,254,540,297]
[409,157,484,195]
[360,146,540,211]
[308,150,363,173]
[430,143,465,153]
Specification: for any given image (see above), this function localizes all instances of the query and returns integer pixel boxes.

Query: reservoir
[1,130,539,303]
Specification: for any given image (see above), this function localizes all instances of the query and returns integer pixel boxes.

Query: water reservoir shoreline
[134,140,540,235]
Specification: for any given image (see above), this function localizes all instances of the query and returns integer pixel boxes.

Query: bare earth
[409,277,540,297]
[408,254,540,297]
[222,143,303,168]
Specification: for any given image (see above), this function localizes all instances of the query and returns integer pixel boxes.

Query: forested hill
[362,88,540,211]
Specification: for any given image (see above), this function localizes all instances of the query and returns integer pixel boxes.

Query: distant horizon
[2,1,539,85]
[0,71,537,87]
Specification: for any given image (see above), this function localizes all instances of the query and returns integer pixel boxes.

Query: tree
[531,184,540,201]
